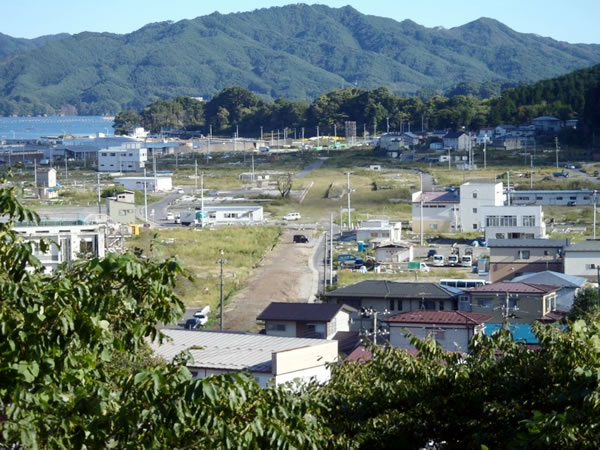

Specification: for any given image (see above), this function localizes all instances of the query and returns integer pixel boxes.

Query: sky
[2,0,599,44]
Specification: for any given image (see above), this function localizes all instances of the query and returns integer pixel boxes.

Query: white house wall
[389,324,471,352]
[565,251,600,278]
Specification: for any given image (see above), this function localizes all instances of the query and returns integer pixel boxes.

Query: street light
[217,249,227,331]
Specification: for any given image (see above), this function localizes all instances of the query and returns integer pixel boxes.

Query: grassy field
[335,267,473,288]
[127,226,282,324]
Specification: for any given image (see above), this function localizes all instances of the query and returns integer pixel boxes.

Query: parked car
[176,187,185,194]
[293,234,309,243]
[353,258,365,269]
[427,249,438,259]
[447,255,459,266]
[337,254,357,267]
[567,200,577,206]
[433,255,445,267]
[283,212,301,221]
[192,313,208,326]
[184,318,204,329]
[461,255,473,268]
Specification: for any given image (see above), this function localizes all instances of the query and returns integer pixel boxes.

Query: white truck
[433,255,445,267]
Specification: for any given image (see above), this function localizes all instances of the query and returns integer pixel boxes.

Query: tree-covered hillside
[0,4,599,115]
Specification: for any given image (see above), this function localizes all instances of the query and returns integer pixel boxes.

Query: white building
[98,142,147,172]
[411,190,460,232]
[480,205,546,240]
[36,167,56,188]
[356,219,402,243]
[181,205,264,226]
[115,175,172,192]
[533,116,561,133]
[150,329,338,388]
[385,310,491,352]
[510,189,594,206]
[106,190,137,224]
[374,243,414,263]
[564,240,600,280]
[459,181,504,232]
[14,222,106,272]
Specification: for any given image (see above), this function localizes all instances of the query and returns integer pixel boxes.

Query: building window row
[486,215,517,227]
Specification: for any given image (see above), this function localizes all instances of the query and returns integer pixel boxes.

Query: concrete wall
[107,198,137,224]
[389,324,472,352]
[565,251,600,278]
[272,340,338,381]
[511,190,594,206]
[265,321,297,338]
[411,202,458,232]
[480,205,545,240]
[489,245,564,281]
[375,247,412,263]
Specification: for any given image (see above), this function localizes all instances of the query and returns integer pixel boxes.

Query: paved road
[296,157,327,178]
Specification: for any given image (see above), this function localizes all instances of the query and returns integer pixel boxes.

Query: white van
[447,255,459,266]
[433,255,445,267]
[461,255,473,268]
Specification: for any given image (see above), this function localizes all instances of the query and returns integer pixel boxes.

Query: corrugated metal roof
[564,240,600,252]
[151,329,331,373]
[468,282,559,294]
[414,190,460,204]
[257,302,355,322]
[488,239,568,248]
[325,280,459,300]
[386,311,491,325]
[511,271,586,288]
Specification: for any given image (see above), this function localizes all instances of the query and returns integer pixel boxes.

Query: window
[473,224,478,230]
[267,323,286,331]
[522,216,536,227]
[556,196,563,200]
[586,263,597,269]
[570,196,576,200]
[518,250,530,260]
[439,301,444,310]
[473,208,477,213]
[429,224,438,230]
[424,300,436,310]
[544,250,550,256]
[389,299,395,311]
[472,192,478,199]
[224,213,238,219]
[477,298,493,308]
[536,196,543,200]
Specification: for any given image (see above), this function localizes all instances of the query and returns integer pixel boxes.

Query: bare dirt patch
[224,228,317,331]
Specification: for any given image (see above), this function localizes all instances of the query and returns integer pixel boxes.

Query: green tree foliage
[570,287,600,319]
[113,109,140,135]
[0,178,331,448]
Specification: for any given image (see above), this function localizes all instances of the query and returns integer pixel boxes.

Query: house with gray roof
[385,310,491,352]
[511,271,587,310]
[151,329,338,388]
[411,190,460,232]
[564,240,600,280]
[257,302,356,340]
[466,282,560,324]
[487,238,568,282]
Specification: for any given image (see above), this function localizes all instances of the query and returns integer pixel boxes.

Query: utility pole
[386,117,389,133]
[200,172,204,228]
[347,172,352,230]
[153,151,157,191]
[448,148,451,171]
[555,137,559,169]
[323,231,327,293]
[334,124,337,143]
[504,291,510,325]
[251,151,255,183]
[194,160,198,193]
[260,126,263,141]
[143,167,148,221]
[373,311,378,345]
[594,190,598,240]
[218,250,226,331]
[483,140,487,170]
[97,173,101,215]
[530,154,534,189]
[33,159,37,187]
[330,213,334,287]
[507,171,511,206]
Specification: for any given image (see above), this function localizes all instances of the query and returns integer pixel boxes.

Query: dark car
[293,234,309,243]
[427,249,437,258]
[184,318,203,330]
[567,200,577,206]
[353,258,365,269]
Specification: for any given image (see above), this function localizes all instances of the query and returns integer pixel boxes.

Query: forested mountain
[1,4,599,115]
[0,32,69,59]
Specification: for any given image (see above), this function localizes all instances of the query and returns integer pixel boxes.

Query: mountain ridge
[0,4,599,115]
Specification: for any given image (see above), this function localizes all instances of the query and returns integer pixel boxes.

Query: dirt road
[223,228,319,331]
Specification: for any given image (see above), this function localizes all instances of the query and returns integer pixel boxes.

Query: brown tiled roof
[537,310,569,323]
[467,282,559,294]
[345,345,372,362]
[385,310,491,326]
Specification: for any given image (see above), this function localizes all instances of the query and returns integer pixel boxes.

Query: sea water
[0,116,115,139]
